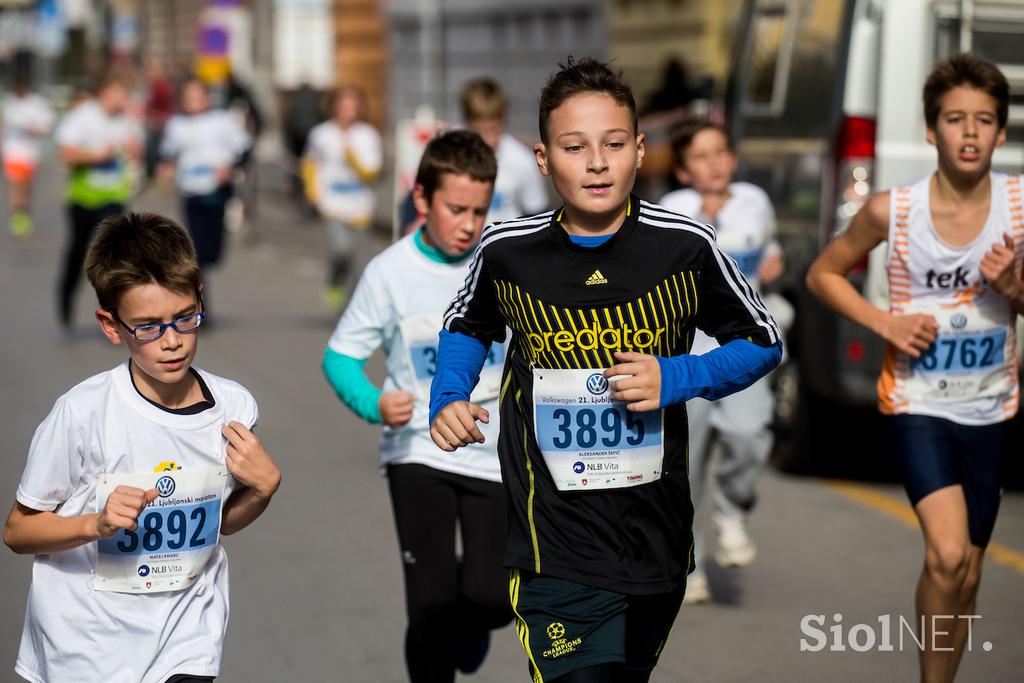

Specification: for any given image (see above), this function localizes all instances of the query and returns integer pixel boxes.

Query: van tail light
[829,115,876,241]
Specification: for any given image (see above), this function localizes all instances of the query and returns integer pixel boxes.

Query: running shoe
[10,211,31,239]
[713,513,757,567]
[682,570,711,605]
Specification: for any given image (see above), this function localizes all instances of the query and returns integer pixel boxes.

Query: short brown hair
[460,78,507,122]
[538,57,637,144]
[92,67,130,95]
[85,212,202,312]
[671,122,733,168]
[923,54,1009,129]
[328,85,365,113]
[414,129,497,200]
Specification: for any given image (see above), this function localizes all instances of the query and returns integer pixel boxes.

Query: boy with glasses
[5,212,281,683]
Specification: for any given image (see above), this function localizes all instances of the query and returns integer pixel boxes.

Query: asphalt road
[1,162,1021,682]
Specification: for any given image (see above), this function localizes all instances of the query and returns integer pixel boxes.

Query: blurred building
[612,0,744,110]
[139,0,203,71]
[334,0,385,127]
[386,0,607,137]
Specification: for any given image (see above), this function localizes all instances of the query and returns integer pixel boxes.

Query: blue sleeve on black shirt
[657,338,782,405]
[431,231,779,420]
[428,329,490,424]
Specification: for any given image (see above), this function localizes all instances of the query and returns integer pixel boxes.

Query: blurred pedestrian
[159,78,251,291]
[460,77,548,223]
[303,86,382,311]
[660,123,785,604]
[807,54,1017,681]
[2,75,55,238]
[55,73,139,328]
[143,58,175,181]
[643,58,695,115]
[284,82,323,204]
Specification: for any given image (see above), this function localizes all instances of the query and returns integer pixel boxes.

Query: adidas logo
[585,269,608,286]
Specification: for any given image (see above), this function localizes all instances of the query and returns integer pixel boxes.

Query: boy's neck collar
[932,168,992,204]
[551,194,639,256]
[128,360,214,414]
[556,196,632,236]
[414,226,472,264]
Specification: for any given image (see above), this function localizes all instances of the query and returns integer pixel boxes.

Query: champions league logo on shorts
[155,476,176,498]
[586,373,609,395]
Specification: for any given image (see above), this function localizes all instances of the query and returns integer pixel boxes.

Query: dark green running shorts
[509,569,685,682]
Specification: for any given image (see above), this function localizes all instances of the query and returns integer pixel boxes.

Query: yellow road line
[825,480,1024,576]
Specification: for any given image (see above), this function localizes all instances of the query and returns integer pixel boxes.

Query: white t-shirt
[56,100,134,158]
[305,120,383,224]
[2,93,55,165]
[56,100,137,201]
[327,232,504,481]
[489,133,548,224]
[660,182,780,354]
[160,110,251,196]
[15,363,259,683]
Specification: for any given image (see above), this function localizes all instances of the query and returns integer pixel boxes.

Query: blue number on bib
[730,248,764,279]
[411,342,505,380]
[184,165,213,178]
[537,405,660,451]
[329,181,363,194]
[410,344,438,379]
[99,500,220,556]
[912,330,1006,374]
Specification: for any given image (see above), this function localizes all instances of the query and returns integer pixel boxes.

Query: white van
[726,0,1024,469]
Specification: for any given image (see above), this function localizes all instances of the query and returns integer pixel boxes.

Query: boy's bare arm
[806,192,938,358]
[4,503,101,555]
[4,486,158,555]
[980,233,1024,315]
[220,421,281,535]
[59,144,112,166]
[343,146,380,184]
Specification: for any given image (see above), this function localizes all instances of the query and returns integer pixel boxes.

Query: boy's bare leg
[9,179,31,237]
[914,485,972,683]
[945,547,984,680]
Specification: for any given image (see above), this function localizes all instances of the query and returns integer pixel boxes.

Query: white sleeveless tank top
[879,172,1022,425]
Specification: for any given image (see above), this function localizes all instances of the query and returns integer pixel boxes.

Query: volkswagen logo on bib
[951,313,968,329]
[586,373,609,395]
[155,476,176,498]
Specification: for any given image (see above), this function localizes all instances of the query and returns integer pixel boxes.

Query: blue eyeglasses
[109,298,205,341]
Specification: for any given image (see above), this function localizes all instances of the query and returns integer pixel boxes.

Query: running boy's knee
[925,542,971,582]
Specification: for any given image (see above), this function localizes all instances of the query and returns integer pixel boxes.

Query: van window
[744,0,797,115]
